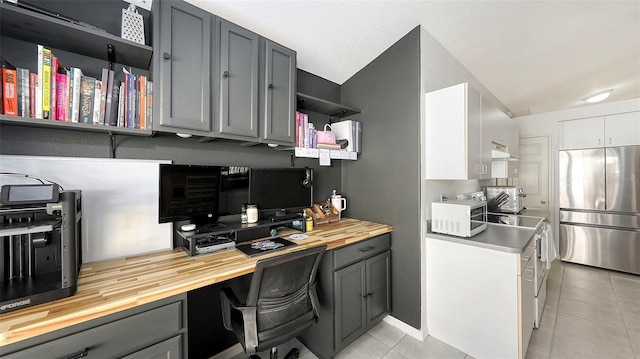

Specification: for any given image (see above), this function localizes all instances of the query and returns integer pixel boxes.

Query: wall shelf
[296,92,360,118]
[294,147,357,160]
[0,115,153,137]
[0,2,153,69]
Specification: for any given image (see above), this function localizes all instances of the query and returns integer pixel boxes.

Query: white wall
[419,26,512,336]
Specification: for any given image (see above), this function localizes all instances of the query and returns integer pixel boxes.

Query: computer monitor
[159,164,221,230]
[218,166,250,216]
[248,168,313,218]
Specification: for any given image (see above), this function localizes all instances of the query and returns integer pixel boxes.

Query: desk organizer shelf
[305,201,340,226]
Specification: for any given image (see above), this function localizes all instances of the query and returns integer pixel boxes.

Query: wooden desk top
[0,218,392,347]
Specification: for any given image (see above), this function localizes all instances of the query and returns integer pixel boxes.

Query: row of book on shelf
[1,45,152,130]
[296,111,340,150]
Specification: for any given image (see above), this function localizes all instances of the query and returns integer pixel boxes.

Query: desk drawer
[4,301,183,359]
[334,234,390,269]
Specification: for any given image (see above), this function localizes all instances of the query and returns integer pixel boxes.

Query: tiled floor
[232,261,640,359]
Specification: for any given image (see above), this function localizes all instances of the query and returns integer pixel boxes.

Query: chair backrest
[246,245,326,333]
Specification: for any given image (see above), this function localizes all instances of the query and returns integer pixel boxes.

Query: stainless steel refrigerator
[559,145,640,275]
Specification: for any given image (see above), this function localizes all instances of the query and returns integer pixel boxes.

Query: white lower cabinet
[426,237,535,359]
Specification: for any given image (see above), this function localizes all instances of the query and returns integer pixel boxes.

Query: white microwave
[431,200,487,237]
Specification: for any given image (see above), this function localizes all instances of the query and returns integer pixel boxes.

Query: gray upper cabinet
[155,0,213,135]
[260,39,297,145]
[216,19,260,140]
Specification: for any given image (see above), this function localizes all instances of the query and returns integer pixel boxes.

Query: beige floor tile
[368,320,407,348]
[526,346,551,359]
[382,349,408,359]
[550,330,633,359]
[561,272,615,295]
[539,304,557,329]
[560,282,619,311]
[558,296,627,332]
[554,312,632,354]
[393,335,466,359]
[562,263,611,284]
[528,325,554,354]
[629,329,640,359]
[619,298,640,332]
[334,333,391,359]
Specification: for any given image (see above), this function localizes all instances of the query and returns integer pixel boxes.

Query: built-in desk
[0,218,393,357]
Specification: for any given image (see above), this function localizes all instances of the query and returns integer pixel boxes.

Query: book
[29,73,37,118]
[55,72,67,121]
[295,111,300,146]
[70,67,83,122]
[117,82,125,127]
[50,56,58,122]
[138,75,146,129]
[103,70,115,125]
[16,68,30,117]
[35,45,44,118]
[42,47,52,119]
[146,80,153,130]
[0,57,14,115]
[64,68,71,121]
[92,80,102,124]
[79,75,95,124]
[2,68,18,116]
[126,73,136,128]
[99,68,108,124]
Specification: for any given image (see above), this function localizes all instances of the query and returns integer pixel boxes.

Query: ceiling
[186,0,640,116]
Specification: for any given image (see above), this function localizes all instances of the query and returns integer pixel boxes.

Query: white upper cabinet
[559,111,640,150]
[604,112,640,147]
[425,83,489,180]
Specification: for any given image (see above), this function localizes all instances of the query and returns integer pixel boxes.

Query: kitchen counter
[426,218,544,253]
[0,218,393,347]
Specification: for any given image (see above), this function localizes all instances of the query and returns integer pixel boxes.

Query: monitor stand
[195,222,228,234]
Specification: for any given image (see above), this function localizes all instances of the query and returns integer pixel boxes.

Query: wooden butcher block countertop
[0,218,393,347]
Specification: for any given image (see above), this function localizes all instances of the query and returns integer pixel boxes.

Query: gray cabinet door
[218,19,259,139]
[261,40,296,145]
[156,0,212,134]
[366,251,391,326]
[334,260,367,351]
[122,335,182,359]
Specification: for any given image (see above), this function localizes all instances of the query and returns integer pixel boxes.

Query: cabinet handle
[223,71,230,79]
[65,348,90,359]
[268,84,274,89]
[598,138,601,145]
[609,137,612,144]
[359,246,374,253]
[362,293,373,298]
[162,52,171,60]
[540,200,546,204]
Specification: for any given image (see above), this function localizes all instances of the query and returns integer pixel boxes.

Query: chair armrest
[220,287,259,354]
[220,287,241,331]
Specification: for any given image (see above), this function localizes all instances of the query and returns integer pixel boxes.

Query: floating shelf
[0,2,153,69]
[0,115,153,137]
[296,92,360,118]
[294,147,357,160]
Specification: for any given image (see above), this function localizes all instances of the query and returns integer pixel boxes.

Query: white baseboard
[383,315,427,341]
[209,343,243,359]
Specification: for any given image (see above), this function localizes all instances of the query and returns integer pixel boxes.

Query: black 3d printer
[0,183,82,314]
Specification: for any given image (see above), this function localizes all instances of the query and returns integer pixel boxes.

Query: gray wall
[341,27,422,329]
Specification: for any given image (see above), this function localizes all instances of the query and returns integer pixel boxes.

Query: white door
[515,136,550,214]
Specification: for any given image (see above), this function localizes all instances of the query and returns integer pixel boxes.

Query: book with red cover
[99,68,108,124]
[29,73,37,118]
[55,72,67,121]
[2,68,18,116]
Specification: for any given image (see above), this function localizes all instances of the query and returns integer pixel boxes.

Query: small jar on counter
[246,204,258,223]
[240,204,248,224]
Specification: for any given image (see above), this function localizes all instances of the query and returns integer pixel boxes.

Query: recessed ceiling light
[582,89,613,103]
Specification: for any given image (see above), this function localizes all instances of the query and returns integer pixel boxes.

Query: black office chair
[221,245,327,359]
